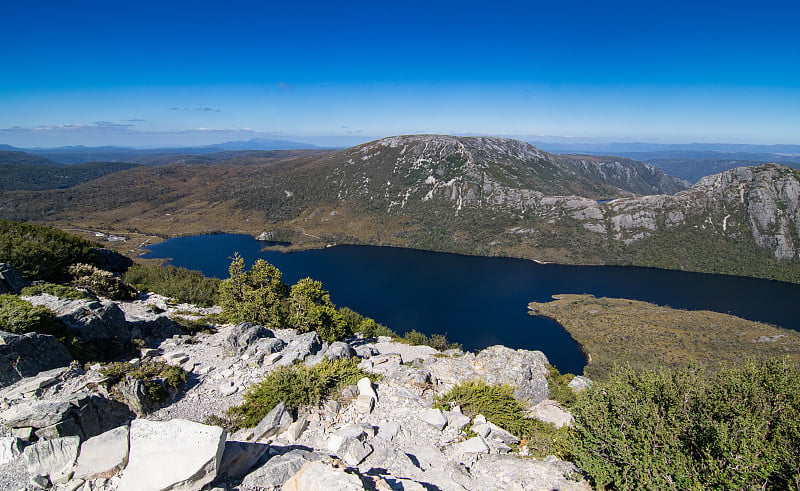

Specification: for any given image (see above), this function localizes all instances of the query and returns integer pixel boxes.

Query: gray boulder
[0,331,72,387]
[282,461,365,490]
[0,391,134,442]
[73,425,130,480]
[90,248,133,273]
[469,454,590,491]
[568,375,593,393]
[22,436,80,485]
[241,449,328,490]
[224,322,274,354]
[0,436,22,465]
[323,341,356,360]
[246,337,286,364]
[0,263,26,293]
[25,296,132,345]
[276,332,322,366]
[218,440,269,479]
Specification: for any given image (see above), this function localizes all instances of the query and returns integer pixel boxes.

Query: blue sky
[1,0,798,147]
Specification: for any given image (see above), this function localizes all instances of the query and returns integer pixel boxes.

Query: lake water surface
[142,234,800,375]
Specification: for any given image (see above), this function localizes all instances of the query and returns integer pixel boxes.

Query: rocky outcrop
[90,248,133,273]
[24,295,133,345]
[0,263,25,294]
[0,295,590,491]
[0,331,72,387]
[0,391,134,442]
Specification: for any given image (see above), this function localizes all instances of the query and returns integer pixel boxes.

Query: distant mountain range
[1,138,321,165]
[2,134,798,283]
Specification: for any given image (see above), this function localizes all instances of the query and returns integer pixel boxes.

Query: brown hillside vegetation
[529,294,800,379]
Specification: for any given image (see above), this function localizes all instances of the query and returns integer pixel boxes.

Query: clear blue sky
[1,0,798,147]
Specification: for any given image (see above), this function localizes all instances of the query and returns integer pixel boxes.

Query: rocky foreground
[0,291,590,490]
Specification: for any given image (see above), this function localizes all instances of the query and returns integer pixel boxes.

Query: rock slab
[74,425,130,480]
[117,419,226,491]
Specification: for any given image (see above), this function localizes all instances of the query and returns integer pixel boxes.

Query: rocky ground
[0,290,590,490]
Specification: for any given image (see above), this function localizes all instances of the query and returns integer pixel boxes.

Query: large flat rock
[117,419,226,491]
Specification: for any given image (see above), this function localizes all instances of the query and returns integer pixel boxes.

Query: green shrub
[565,359,800,490]
[0,219,98,282]
[435,379,569,458]
[123,263,220,306]
[288,277,349,342]
[400,329,462,351]
[21,283,93,300]
[69,263,137,300]
[0,294,63,335]
[435,380,537,437]
[226,358,377,429]
[545,364,577,408]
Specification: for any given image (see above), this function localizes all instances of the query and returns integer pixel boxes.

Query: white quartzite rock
[0,436,22,465]
[73,425,130,480]
[419,408,447,431]
[117,419,226,491]
[22,436,80,484]
[530,399,573,428]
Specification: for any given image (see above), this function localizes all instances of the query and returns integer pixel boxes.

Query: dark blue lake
[141,234,800,375]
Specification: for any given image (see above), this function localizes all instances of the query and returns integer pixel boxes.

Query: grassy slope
[529,294,800,379]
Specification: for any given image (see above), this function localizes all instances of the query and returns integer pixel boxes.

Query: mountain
[0,161,140,192]
[1,135,798,282]
[24,139,322,164]
[0,150,62,167]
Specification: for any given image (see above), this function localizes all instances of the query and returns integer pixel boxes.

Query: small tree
[288,277,348,342]
[218,254,288,328]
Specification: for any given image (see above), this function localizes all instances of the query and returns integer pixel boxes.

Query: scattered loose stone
[568,375,593,393]
[419,408,448,431]
[282,461,365,490]
[530,399,573,428]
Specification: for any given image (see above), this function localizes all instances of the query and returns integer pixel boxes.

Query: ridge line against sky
[1,0,798,147]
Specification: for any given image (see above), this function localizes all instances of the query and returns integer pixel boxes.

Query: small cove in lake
[141,234,800,375]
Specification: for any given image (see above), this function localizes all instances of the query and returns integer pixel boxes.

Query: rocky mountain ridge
[0,288,589,490]
[1,134,799,281]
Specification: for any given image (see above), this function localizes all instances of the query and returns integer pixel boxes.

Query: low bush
[435,380,536,437]
[545,364,577,408]
[100,360,187,403]
[0,219,98,282]
[225,358,377,429]
[124,263,220,306]
[0,294,63,335]
[69,263,137,300]
[435,380,571,457]
[565,359,800,490]
[400,329,462,351]
[21,283,93,300]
